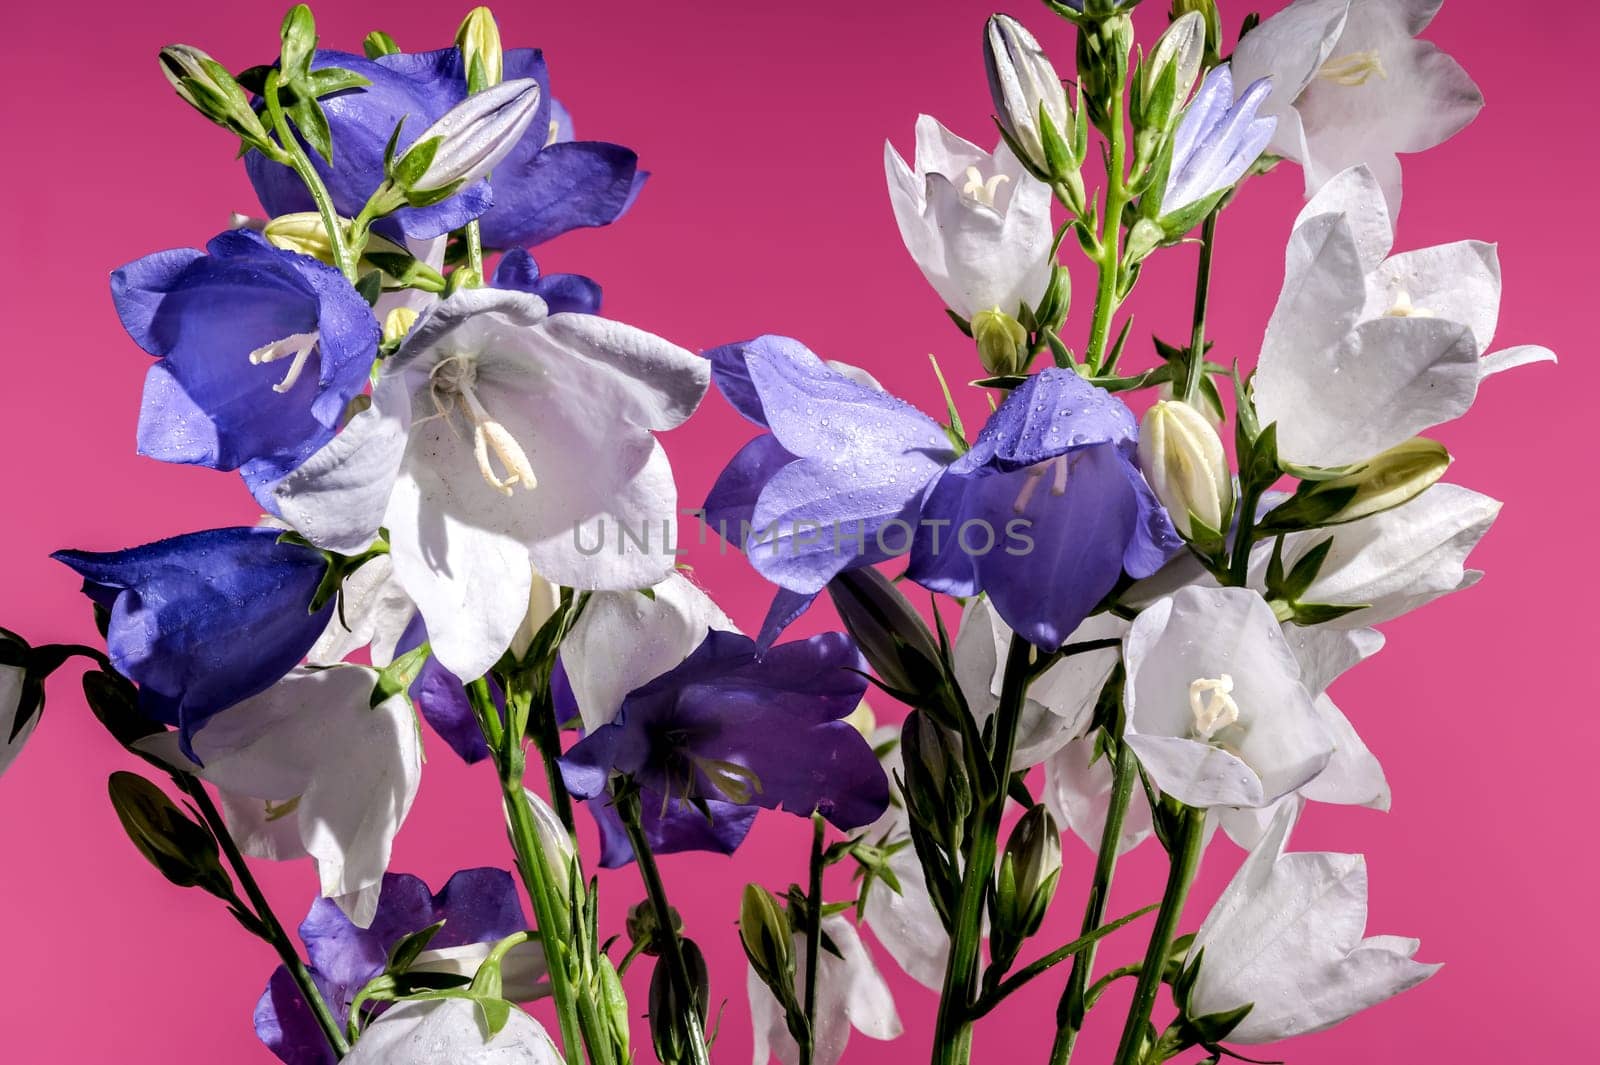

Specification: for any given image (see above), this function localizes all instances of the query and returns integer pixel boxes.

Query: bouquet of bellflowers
[0,1,1554,1062]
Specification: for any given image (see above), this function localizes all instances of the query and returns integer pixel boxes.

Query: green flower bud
[1034,266,1073,334]
[456,7,505,91]
[158,45,273,152]
[1260,439,1453,533]
[973,309,1030,378]
[596,955,631,1061]
[1139,400,1235,543]
[989,805,1062,968]
[900,711,971,853]
[737,884,794,992]
[649,938,709,1065]
[826,567,946,705]
[107,772,233,900]
[628,899,683,957]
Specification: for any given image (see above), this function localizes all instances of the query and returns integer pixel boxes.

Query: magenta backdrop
[1,0,1594,1061]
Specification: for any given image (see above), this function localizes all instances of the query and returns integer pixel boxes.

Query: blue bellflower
[559,630,888,848]
[111,230,380,508]
[256,869,528,1065]
[53,527,334,757]
[1162,64,1276,216]
[246,48,644,248]
[703,336,954,644]
[907,369,1181,649]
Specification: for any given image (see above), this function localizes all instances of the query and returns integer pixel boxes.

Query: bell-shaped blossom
[138,666,420,927]
[247,48,644,247]
[1253,166,1555,467]
[110,229,380,506]
[1159,64,1276,219]
[560,630,888,834]
[343,998,561,1065]
[703,336,953,643]
[954,596,1125,768]
[1230,0,1482,216]
[53,527,333,756]
[1186,805,1439,1042]
[1259,483,1500,627]
[254,869,541,1065]
[885,115,1053,319]
[273,288,707,680]
[748,914,902,1065]
[1124,586,1334,810]
[908,369,1181,649]
[0,662,33,780]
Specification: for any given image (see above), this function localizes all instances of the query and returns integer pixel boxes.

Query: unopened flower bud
[456,7,505,90]
[382,307,420,346]
[1139,400,1234,541]
[984,15,1072,180]
[391,78,541,200]
[826,567,946,703]
[159,45,273,151]
[738,884,794,991]
[649,937,709,1064]
[900,711,971,851]
[1170,0,1223,61]
[973,308,1029,378]
[264,212,337,262]
[627,899,682,957]
[107,772,233,899]
[989,804,1062,968]
[1033,266,1073,334]
[1260,438,1452,533]
[596,955,631,1060]
[1142,11,1207,111]
[519,788,575,902]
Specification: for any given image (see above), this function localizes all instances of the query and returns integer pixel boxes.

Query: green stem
[1048,738,1138,1065]
[262,71,356,282]
[970,904,1157,1019]
[181,778,349,1057]
[1230,481,1264,587]
[1110,807,1207,1065]
[465,219,486,283]
[1180,211,1219,407]
[800,814,826,1065]
[1086,85,1130,372]
[522,676,577,833]
[931,635,1034,1065]
[615,788,712,1065]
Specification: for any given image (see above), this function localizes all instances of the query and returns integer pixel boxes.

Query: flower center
[1384,288,1434,319]
[1317,50,1387,87]
[430,353,538,496]
[1188,674,1239,741]
[249,332,321,393]
[1013,455,1071,514]
[962,166,1010,207]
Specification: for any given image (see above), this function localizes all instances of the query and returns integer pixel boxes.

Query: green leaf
[1290,601,1369,625]
[363,30,401,59]
[305,66,372,99]
[289,98,334,164]
[474,996,512,1038]
[386,919,448,974]
[355,269,384,307]
[927,354,967,450]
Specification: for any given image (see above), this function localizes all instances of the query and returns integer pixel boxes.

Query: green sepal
[371,643,430,708]
[386,919,448,974]
[945,307,973,337]
[355,269,384,306]
[278,4,319,84]
[363,30,401,58]
[305,66,372,99]
[389,135,442,189]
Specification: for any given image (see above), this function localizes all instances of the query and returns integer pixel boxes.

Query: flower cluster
[0,2,1550,1064]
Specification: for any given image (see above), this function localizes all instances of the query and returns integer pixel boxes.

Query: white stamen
[248,332,321,393]
[546,119,561,147]
[1317,50,1387,86]
[1013,464,1048,514]
[1051,455,1069,496]
[962,166,1010,206]
[1188,674,1239,741]
[1384,288,1434,319]
[431,355,538,496]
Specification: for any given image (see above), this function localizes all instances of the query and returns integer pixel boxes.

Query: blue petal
[702,434,797,548]
[394,614,492,764]
[477,140,644,249]
[52,527,333,756]
[587,788,758,868]
[755,588,818,652]
[491,248,602,314]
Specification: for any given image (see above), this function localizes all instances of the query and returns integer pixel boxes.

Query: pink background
[1,0,1593,1061]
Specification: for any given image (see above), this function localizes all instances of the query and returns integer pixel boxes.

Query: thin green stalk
[181,778,349,1057]
[1111,807,1207,1065]
[520,676,577,833]
[1048,739,1138,1065]
[969,904,1157,1019]
[931,635,1035,1065]
[262,71,356,282]
[615,789,712,1065]
[1180,211,1220,406]
[1086,86,1130,372]
[800,814,826,1065]
[1230,481,1264,587]
[465,219,486,282]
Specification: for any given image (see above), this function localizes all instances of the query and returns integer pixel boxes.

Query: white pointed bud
[1139,400,1234,540]
[382,307,419,346]
[984,15,1070,177]
[519,788,576,902]
[456,7,504,89]
[394,78,541,195]
[264,212,338,262]
[1143,11,1207,107]
[510,572,561,660]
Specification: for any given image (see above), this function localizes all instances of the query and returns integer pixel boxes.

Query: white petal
[343,998,563,1064]
[1281,624,1384,697]
[308,554,414,668]
[411,941,550,1002]
[1300,694,1389,810]
[1281,483,1501,626]
[1042,734,1154,856]
[1229,0,1351,129]
[563,572,734,732]
[748,963,795,1065]
[832,917,903,1044]
[274,374,411,554]
[862,843,949,991]
[0,664,37,779]
[1294,164,1395,270]
[1364,240,1499,351]
[1215,794,1303,852]
[1481,344,1557,377]
[953,598,1074,769]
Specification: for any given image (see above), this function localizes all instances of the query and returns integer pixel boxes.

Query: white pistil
[1317,50,1387,87]
[1384,288,1434,319]
[962,166,1010,206]
[249,332,321,393]
[1188,674,1239,741]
